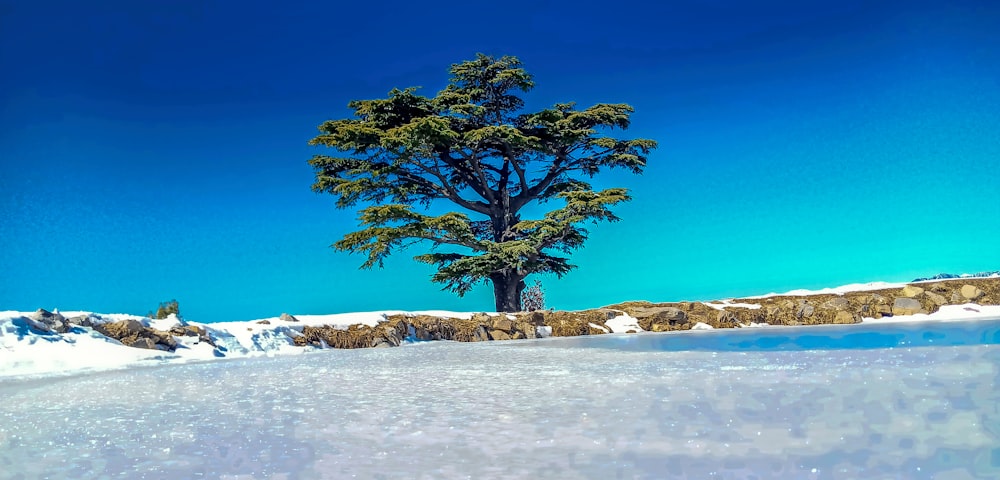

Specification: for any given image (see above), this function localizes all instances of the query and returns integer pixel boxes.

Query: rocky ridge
[24,310,214,351]
[20,277,1000,352]
[294,277,1000,349]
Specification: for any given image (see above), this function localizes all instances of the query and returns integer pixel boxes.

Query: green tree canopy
[309,54,657,312]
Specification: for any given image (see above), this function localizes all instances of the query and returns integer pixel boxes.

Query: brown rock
[822,297,851,310]
[126,338,157,349]
[641,307,688,323]
[900,285,925,298]
[67,315,95,328]
[491,317,514,332]
[892,298,925,316]
[279,313,299,322]
[381,323,405,347]
[960,285,984,300]
[491,330,512,341]
[715,310,740,326]
[472,325,490,342]
[833,311,857,324]
[517,322,537,339]
[648,323,671,332]
[630,306,688,331]
[926,292,947,306]
[96,319,145,339]
[256,320,271,325]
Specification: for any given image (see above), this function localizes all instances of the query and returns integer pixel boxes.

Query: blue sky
[2,0,998,321]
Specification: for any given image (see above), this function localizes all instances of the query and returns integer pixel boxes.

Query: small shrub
[151,299,180,319]
[521,280,545,312]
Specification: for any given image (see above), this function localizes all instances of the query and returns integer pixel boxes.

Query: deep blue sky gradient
[2,0,998,321]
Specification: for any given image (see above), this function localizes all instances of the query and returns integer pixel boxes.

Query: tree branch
[407,161,491,214]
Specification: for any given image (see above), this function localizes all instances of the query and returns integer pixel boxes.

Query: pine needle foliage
[150,299,180,320]
[309,54,657,312]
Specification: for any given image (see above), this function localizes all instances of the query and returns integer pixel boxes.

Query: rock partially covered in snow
[604,313,643,333]
[892,298,925,316]
[29,309,70,333]
[94,319,178,351]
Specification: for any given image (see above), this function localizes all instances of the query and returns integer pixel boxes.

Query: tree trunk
[491,273,525,312]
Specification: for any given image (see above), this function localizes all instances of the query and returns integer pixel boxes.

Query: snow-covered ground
[2,325,998,478]
[861,303,1000,323]
[0,310,496,381]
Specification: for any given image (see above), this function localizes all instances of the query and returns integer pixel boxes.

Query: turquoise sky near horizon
[1,0,998,322]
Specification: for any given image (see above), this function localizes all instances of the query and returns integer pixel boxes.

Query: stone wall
[30,277,999,352]
[293,278,1000,349]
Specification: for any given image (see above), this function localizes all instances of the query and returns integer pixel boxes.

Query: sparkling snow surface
[3,326,1000,479]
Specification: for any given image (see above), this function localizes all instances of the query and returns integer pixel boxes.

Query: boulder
[630,306,688,331]
[93,319,179,351]
[517,321,537,339]
[469,312,491,323]
[153,331,178,349]
[472,325,490,342]
[67,314,96,328]
[856,294,892,318]
[490,330,512,341]
[491,317,514,332]
[97,319,145,338]
[30,309,70,333]
[926,292,948,306]
[900,285,925,298]
[822,297,851,310]
[892,298,925,316]
[380,323,404,347]
[833,311,857,324]
[960,285,984,300]
[170,325,200,336]
[928,282,949,293]
[715,310,740,326]
[797,303,815,318]
[256,320,271,325]
[279,313,299,322]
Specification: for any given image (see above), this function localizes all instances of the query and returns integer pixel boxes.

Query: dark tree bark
[491,272,525,312]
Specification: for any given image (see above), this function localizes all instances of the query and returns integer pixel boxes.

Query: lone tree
[309,54,656,312]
